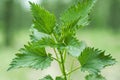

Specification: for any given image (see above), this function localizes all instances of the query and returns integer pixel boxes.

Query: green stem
[60,51,67,80]
[63,50,67,63]
[51,57,61,63]
[51,34,60,61]
[53,48,59,60]
[68,59,75,80]
[67,66,81,75]
[53,48,63,73]
[51,34,65,76]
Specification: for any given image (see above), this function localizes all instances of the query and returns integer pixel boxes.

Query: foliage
[8,0,116,80]
[85,74,106,80]
[78,47,115,74]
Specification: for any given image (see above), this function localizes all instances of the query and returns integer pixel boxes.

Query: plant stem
[68,59,75,80]
[51,57,61,63]
[67,66,81,75]
[53,48,63,73]
[60,51,67,80]
[53,48,59,60]
[51,34,65,76]
[63,50,67,63]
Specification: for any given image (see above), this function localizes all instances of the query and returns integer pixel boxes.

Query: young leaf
[8,43,53,70]
[29,2,56,34]
[30,27,50,42]
[85,74,106,80]
[32,36,65,49]
[30,27,63,48]
[78,47,116,74]
[60,0,97,29]
[39,75,53,80]
[35,37,57,47]
[65,37,86,57]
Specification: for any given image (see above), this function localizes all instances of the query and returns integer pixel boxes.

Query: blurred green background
[0,0,120,80]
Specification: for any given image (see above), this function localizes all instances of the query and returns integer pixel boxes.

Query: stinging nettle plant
[8,0,116,80]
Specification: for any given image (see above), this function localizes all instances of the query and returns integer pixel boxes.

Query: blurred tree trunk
[109,0,120,32]
[4,0,14,46]
[92,0,111,29]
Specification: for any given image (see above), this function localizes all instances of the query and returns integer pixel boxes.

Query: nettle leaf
[35,37,57,47]
[65,37,86,57]
[30,28,62,48]
[8,43,53,70]
[40,75,53,80]
[78,47,116,74]
[55,77,64,80]
[33,37,65,48]
[60,0,96,29]
[29,2,56,34]
[30,27,50,42]
[85,74,106,80]
[55,26,86,57]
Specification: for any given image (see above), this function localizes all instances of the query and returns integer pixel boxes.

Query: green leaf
[56,77,64,80]
[34,37,64,48]
[35,37,56,47]
[29,27,63,48]
[60,0,97,29]
[29,2,56,34]
[30,27,50,42]
[59,26,75,42]
[78,47,116,74]
[65,37,86,57]
[40,75,53,80]
[85,74,106,80]
[8,43,53,70]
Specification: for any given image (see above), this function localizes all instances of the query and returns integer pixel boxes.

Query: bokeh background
[0,0,120,80]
